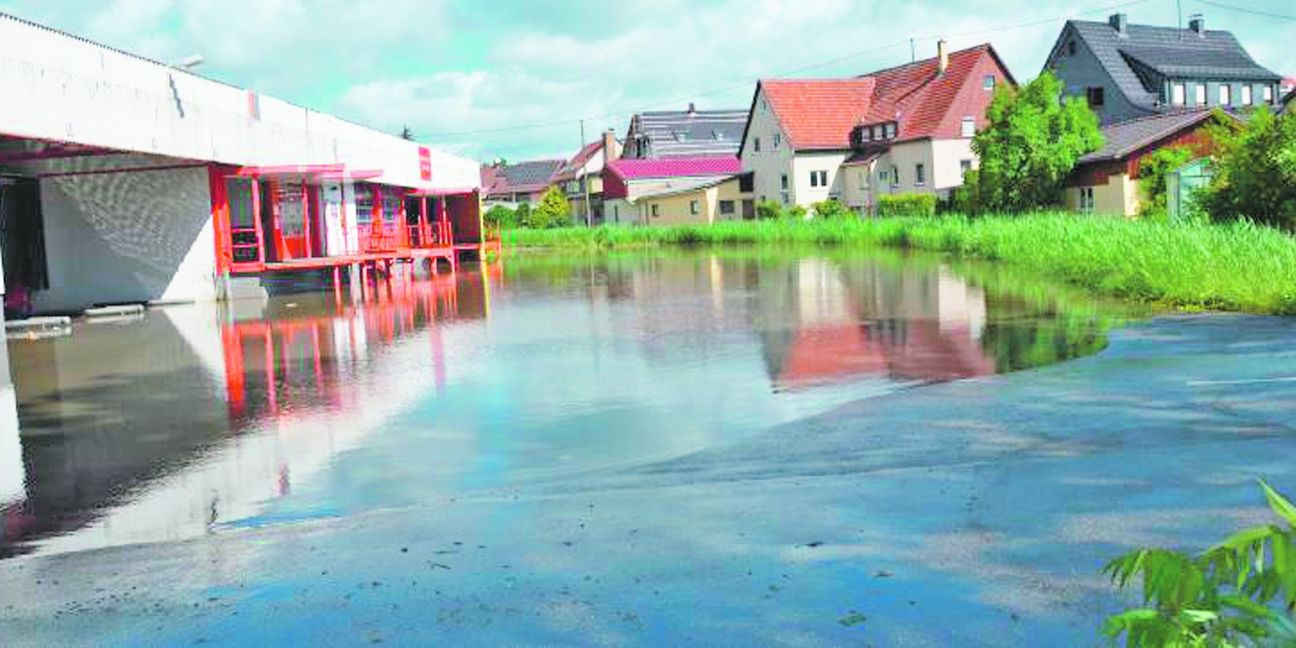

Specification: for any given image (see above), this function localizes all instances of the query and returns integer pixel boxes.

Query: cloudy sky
[2,0,1293,163]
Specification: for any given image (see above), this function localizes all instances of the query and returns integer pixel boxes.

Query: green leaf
[1261,479,1296,528]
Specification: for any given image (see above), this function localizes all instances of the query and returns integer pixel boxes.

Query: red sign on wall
[418,146,432,181]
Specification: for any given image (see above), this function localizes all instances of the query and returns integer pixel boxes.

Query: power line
[1192,0,1296,21]
[426,0,1153,139]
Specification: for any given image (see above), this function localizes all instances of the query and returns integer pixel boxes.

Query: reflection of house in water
[756,258,995,390]
[1,269,491,558]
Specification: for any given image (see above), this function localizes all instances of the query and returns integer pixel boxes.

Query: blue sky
[1,0,1293,163]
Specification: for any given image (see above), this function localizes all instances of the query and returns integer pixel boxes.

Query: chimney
[937,40,948,75]
[602,129,620,162]
[1109,13,1128,37]
[1189,14,1205,37]
[687,101,697,116]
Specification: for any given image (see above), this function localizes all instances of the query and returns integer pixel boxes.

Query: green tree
[1138,146,1194,221]
[756,199,784,220]
[1103,480,1296,646]
[969,71,1103,213]
[523,186,572,229]
[1198,107,1296,229]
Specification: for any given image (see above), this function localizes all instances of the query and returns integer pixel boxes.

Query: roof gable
[483,159,564,194]
[749,44,1010,152]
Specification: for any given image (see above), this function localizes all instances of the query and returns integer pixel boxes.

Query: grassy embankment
[502,213,1296,315]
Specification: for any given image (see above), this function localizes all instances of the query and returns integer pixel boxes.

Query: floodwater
[0,250,1126,560]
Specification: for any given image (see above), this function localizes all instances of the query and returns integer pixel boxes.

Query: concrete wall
[790,152,849,207]
[740,89,798,205]
[33,162,216,312]
[1064,172,1139,216]
[0,14,478,192]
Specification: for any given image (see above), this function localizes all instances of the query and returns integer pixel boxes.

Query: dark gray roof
[625,108,746,159]
[1066,19,1280,112]
[1077,110,1217,163]
[487,159,564,194]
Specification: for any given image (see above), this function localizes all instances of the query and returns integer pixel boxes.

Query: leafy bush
[521,186,572,229]
[1103,480,1296,646]
[785,204,808,221]
[1138,146,1195,221]
[970,71,1103,213]
[1198,107,1296,229]
[484,205,518,229]
[812,199,853,219]
[877,193,937,217]
[514,202,532,228]
[756,199,784,220]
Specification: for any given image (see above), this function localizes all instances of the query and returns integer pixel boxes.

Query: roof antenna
[1177,0,1183,38]
[909,38,915,62]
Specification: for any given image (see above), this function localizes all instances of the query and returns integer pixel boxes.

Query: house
[1044,13,1283,125]
[480,159,565,205]
[551,130,622,224]
[739,42,1014,213]
[601,157,752,225]
[621,104,747,159]
[1063,109,1229,216]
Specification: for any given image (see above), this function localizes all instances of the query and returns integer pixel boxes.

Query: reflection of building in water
[1,269,491,558]
[0,340,23,542]
[757,258,995,389]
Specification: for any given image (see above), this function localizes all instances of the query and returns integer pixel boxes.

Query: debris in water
[838,611,867,627]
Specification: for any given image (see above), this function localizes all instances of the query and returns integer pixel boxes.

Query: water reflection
[1,252,1123,558]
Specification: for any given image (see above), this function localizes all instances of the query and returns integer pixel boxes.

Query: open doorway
[0,177,49,318]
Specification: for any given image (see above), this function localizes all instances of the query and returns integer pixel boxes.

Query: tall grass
[503,214,1296,314]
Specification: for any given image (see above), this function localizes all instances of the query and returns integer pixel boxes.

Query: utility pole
[580,119,592,227]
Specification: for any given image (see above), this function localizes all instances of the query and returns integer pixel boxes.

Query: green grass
[502,214,1296,315]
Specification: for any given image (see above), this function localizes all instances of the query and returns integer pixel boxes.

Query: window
[1086,86,1105,108]
[1067,40,1077,56]
[780,174,789,190]
[872,125,883,140]
[738,173,754,193]
[889,165,899,188]
[773,133,782,149]
[1079,187,1095,213]
[810,170,828,188]
[753,137,762,153]
[884,122,896,139]
[983,74,995,90]
[651,204,660,218]
[960,159,973,176]
[689,200,699,215]
[1172,83,1186,106]
[719,200,735,215]
[1220,84,1232,106]
[1264,85,1274,103]
[961,116,976,137]
[914,163,926,186]
[780,173,790,204]
[1242,85,1253,106]
[878,169,888,183]
[1195,84,1207,105]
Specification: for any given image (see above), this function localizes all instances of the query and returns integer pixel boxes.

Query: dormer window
[872,125,882,140]
[884,122,897,139]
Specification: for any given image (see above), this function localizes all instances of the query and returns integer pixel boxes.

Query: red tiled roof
[754,44,1011,152]
[605,155,741,180]
[553,140,604,182]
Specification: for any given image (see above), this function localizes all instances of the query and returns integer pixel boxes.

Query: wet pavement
[1,252,1291,645]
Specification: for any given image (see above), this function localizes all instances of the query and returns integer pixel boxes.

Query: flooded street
[1,252,1115,559]
[2,251,1293,646]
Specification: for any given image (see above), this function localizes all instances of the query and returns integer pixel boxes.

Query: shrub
[812,199,853,219]
[1137,146,1194,221]
[877,193,937,217]
[1198,107,1296,229]
[522,186,573,229]
[1102,480,1296,646]
[785,204,808,221]
[484,205,518,229]
[756,199,784,220]
[514,202,532,227]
